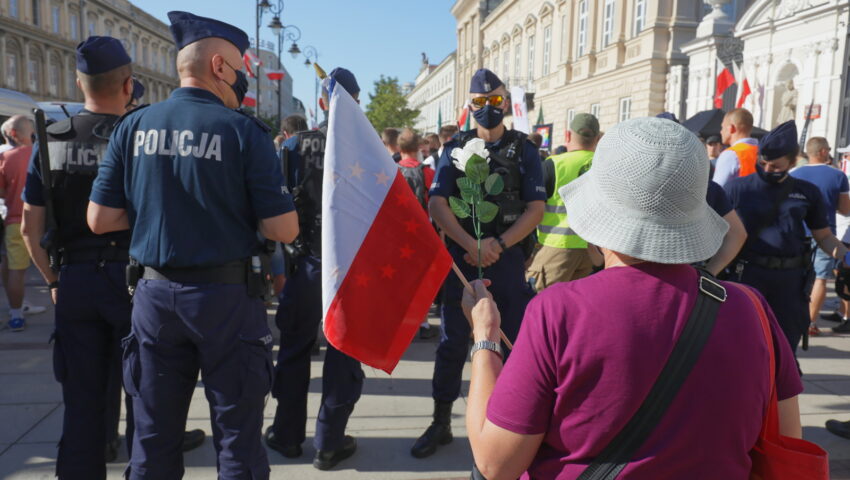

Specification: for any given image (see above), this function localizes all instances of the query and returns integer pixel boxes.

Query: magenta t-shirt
[487,263,803,479]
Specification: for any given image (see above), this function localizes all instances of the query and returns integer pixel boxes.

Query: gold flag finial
[313,63,327,80]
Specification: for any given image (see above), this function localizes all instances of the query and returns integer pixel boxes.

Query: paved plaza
[3,266,850,479]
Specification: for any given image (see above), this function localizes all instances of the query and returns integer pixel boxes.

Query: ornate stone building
[451,0,709,143]
[406,51,456,134]
[0,0,178,104]
[684,0,849,147]
[247,45,302,121]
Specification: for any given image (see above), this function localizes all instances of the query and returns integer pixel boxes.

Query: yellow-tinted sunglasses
[470,95,505,109]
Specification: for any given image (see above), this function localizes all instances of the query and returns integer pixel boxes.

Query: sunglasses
[470,95,505,108]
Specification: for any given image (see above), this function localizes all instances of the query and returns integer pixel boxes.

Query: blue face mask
[472,105,504,129]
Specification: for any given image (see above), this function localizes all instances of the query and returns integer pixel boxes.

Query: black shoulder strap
[577,270,726,480]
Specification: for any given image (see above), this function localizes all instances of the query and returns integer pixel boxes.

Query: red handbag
[736,285,829,480]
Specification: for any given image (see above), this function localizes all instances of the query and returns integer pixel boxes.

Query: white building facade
[406,51,456,134]
[683,0,850,147]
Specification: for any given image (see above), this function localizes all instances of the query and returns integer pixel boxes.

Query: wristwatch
[496,236,508,252]
[470,340,503,360]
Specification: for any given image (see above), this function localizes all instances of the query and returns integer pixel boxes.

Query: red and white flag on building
[321,78,452,373]
[266,69,285,81]
[243,49,262,78]
[241,90,257,108]
[732,62,752,109]
[457,105,470,130]
[714,58,735,109]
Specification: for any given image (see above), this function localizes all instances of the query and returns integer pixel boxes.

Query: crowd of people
[1,7,849,480]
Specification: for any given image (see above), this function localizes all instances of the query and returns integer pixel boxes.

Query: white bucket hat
[560,117,728,264]
[837,144,850,154]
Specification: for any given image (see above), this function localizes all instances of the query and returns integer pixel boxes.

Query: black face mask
[757,164,788,184]
[473,105,505,129]
[229,69,249,106]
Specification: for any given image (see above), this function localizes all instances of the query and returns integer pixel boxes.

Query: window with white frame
[88,18,96,36]
[568,109,576,127]
[542,25,552,75]
[105,22,113,37]
[619,97,631,122]
[69,13,78,40]
[577,0,588,57]
[5,53,18,88]
[9,0,18,18]
[28,58,39,92]
[51,5,60,33]
[527,35,535,80]
[502,49,509,80]
[634,0,646,36]
[514,40,521,79]
[602,0,615,47]
[559,15,567,62]
[49,60,59,95]
[591,103,601,119]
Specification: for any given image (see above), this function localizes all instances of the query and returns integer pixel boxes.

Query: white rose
[451,138,490,171]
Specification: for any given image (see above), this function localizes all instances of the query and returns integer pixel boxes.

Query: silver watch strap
[470,340,503,360]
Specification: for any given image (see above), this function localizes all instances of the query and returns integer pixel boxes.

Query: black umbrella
[683,108,768,140]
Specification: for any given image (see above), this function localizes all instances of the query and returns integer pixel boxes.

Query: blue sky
[136,0,458,114]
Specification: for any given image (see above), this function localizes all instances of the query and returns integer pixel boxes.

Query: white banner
[510,86,529,134]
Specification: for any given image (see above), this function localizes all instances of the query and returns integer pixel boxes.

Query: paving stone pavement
[3,266,850,479]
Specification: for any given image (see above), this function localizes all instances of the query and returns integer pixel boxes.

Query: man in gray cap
[528,112,600,290]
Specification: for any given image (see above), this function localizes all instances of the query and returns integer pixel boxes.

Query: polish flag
[242,90,257,108]
[714,59,735,109]
[457,105,470,129]
[322,78,452,373]
[733,62,752,109]
[243,49,262,78]
[266,69,285,81]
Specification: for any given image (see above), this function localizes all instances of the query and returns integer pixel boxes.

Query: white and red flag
[733,62,752,109]
[241,90,257,108]
[714,58,735,109]
[321,78,452,373]
[266,69,285,81]
[243,49,262,78]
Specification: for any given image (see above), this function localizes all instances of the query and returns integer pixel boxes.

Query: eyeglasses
[469,95,505,109]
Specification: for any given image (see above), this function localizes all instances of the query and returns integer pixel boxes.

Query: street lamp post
[269,19,301,126]
[302,46,319,127]
[254,0,272,118]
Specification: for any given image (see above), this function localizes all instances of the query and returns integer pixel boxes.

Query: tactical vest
[730,141,758,177]
[291,128,326,257]
[44,113,130,252]
[455,129,528,239]
[538,150,593,249]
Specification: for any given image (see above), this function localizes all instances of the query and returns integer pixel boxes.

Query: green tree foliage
[365,75,420,132]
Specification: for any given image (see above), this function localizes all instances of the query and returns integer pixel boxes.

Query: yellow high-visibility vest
[537,150,594,249]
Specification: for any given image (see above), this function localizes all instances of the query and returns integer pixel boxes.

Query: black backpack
[400,163,427,209]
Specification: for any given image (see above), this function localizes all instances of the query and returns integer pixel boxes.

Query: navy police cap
[760,120,798,161]
[75,36,131,75]
[131,79,145,100]
[329,67,360,96]
[167,11,250,54]
[656,112,679,123]
[470,68,503,94]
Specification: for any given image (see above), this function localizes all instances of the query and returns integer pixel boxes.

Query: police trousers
[738,263,810,353]
[271,255,364,452]
[53,262,131,480]
[124,279,272,480]
[432,245,534,403]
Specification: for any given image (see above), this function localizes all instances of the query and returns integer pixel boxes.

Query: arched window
[28,46,44,94]
[48,52,61,96]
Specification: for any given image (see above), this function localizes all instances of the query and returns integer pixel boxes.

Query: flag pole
[450,261,514,350]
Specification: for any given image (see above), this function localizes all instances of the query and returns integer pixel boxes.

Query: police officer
[413,68,545,458]
[20,36,138,479]
[87,12,298,479]
[264,67,364,471]
[726,120,850,353]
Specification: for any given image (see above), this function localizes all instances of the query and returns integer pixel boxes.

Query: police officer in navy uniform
[87,12,298,479]
[412,68,545,458]
[265,67,364,471]
[726,120,850,353]
[20,36,202,480]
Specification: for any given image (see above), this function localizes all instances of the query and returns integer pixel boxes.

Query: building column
[0,33,6,88]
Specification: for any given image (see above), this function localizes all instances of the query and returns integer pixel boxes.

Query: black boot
[411,401,453,458]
